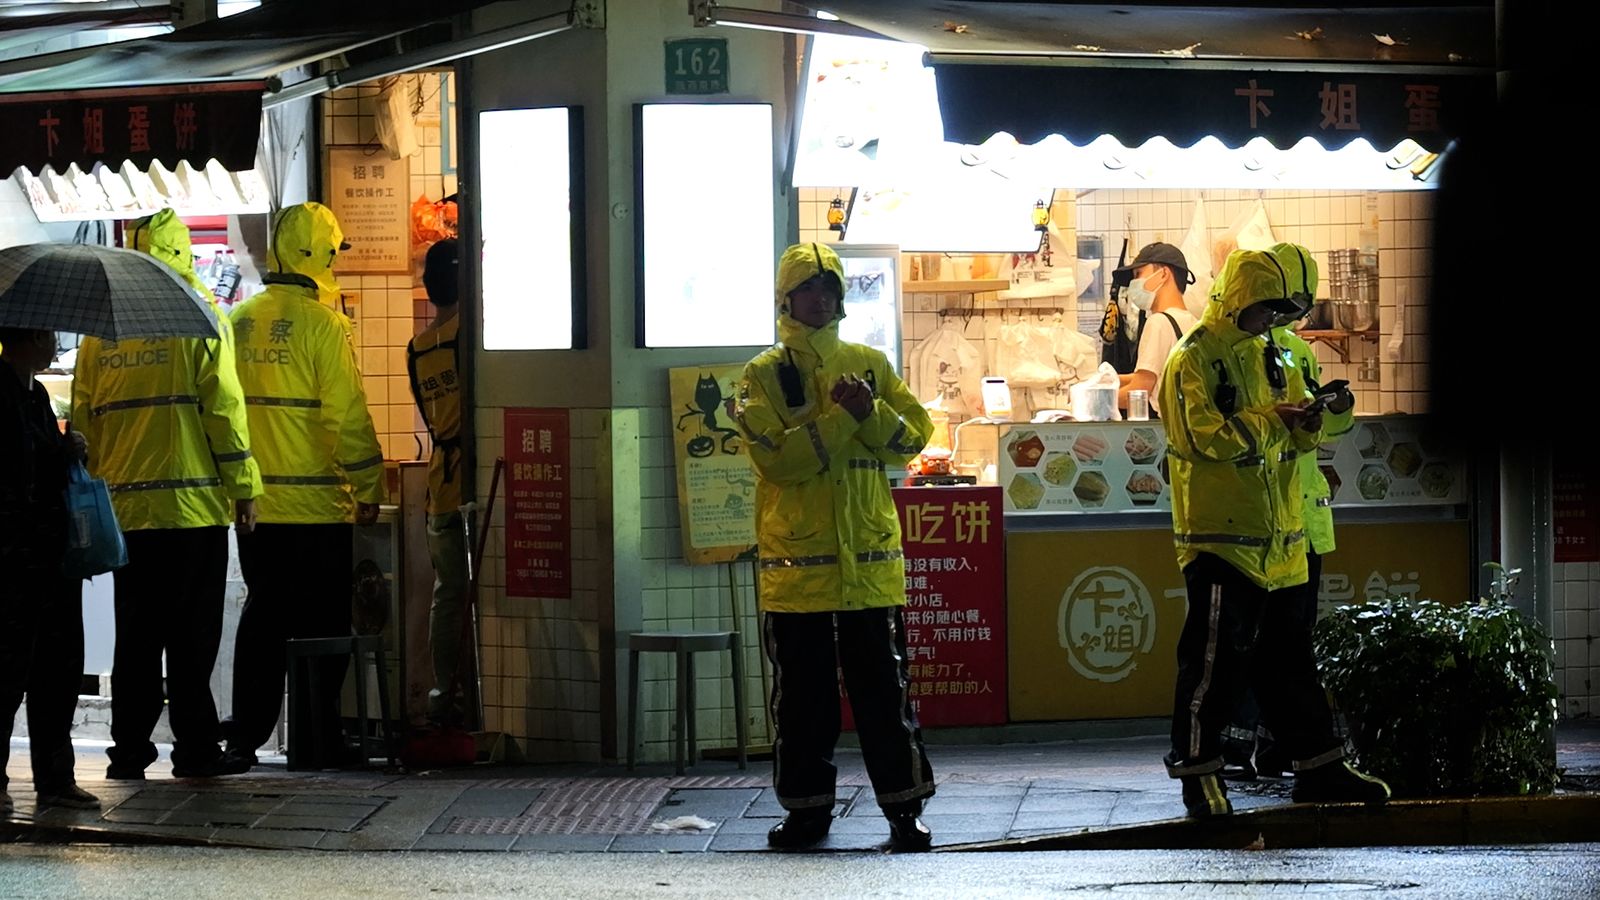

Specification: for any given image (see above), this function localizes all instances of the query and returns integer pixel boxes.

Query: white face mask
[1124,269,1161,312]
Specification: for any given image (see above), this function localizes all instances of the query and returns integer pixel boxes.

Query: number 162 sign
[665,38,728,95]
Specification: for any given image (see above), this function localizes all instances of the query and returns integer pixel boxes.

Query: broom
[400,457,504,769]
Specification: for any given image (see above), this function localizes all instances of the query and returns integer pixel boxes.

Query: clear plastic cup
[1128,390,1150,421]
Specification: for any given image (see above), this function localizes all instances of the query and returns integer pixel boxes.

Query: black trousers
[764,606,935,814]
[107,527,228,772]
[1167,552,1343,778]
[228,523,352,757]
[1,568,83,793]
[1223,552,1325,765]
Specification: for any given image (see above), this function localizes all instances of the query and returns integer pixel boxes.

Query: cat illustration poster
[668,365,758,564]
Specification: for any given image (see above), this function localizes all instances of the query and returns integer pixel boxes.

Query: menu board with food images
[1000,423,1171,514]
[998,416,1464,515]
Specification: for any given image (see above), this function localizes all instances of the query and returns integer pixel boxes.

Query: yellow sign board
[1006,521,1471,722]
[668,365,757,564]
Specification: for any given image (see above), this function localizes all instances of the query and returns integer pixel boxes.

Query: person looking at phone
[734,243,937,852]
[1159,246,1389,819]
[1114,242,1198,416]
[1220,243,1358,781]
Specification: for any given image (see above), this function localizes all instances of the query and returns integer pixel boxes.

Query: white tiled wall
[635,407,770,761]
[473,407,604,762]
[322,75,459,463]
[1554,561,1600,719]
[471,405,769,763]
[800,187,1437,418]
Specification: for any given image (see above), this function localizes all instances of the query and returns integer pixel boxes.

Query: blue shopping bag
[62,461,127,578]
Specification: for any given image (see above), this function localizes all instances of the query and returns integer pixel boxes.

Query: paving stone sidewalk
[5,722,1597,853]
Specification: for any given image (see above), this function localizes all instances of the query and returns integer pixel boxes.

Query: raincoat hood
[775,242,846,356]
[129,208,213,301]
[267,202,347,307]
[1200,248,1308,343]
[1266,242,1319,346]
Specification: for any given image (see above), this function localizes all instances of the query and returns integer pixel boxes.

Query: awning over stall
[0,0,510,174]
[797,1,1495,151]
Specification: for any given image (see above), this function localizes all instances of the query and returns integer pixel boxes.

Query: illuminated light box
[635,102,776,349]
[479,105,586,350]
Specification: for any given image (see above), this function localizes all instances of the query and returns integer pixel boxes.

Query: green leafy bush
[1312,567,1559,798]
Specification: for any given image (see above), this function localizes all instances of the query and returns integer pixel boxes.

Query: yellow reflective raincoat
[267,201,347,310]
[1266,243,1354,557]
[1161,249,1323,591]
[737,243,932,614]
[231,203,385,524]
[72,209,261,531]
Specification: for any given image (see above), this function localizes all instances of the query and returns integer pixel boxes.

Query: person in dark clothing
[0,326,99,814]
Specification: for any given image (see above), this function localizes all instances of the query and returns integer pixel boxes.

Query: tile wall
[320,74,458,462]
[1555,562,1600,718]
[799,187,1438,419]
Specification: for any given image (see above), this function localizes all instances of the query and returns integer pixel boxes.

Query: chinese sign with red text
[504,408,572,599]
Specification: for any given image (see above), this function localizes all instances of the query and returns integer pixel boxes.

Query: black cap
[1113,242,1195,284]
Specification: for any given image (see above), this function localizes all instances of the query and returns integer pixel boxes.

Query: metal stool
[626,631,748,775]
[286,634,396,770]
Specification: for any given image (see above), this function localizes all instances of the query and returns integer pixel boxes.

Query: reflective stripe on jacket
[1272,328,1354,556]
[231,282,385,524]
[1161,250,1323,591]
[737,243,932,614]
[72,209,261,530]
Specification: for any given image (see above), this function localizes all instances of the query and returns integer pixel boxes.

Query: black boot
[767,809,832,849]
[887,813,932,852]
[1291,761,1391,804]
[1181,773,1233,818]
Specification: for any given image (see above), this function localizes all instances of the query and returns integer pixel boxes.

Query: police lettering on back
[234,316,295,365]
[95,339,172,370]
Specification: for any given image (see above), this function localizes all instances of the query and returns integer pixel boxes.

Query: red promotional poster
[1554,454,1599,563]
[844,486,1007,729]
[504,409,572,599]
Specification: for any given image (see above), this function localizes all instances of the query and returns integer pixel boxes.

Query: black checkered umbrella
[0,242,220,340]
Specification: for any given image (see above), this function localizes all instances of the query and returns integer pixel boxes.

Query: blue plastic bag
[62,461,127,578]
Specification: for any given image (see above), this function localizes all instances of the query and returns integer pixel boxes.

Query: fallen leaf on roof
[1448,52,1464,62]
[1292,27,1324,41]
[1373,33,1408,46]
[1158,42,1202,58]
[1073,44,1104,52]
[1243,833,1267,851]
[943,21,970,34]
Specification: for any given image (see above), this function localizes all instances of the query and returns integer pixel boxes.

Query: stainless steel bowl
[1332,299,1377,332]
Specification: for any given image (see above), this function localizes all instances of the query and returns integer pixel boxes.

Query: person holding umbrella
[0,327,99,814]
[2,236,225,815]
[71,209,262,781]
[220,203,385,772]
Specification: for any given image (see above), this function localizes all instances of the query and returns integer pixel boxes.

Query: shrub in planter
[1311,569,1559,798]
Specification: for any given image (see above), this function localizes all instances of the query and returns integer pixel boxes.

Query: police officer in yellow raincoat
[220,203,386,772]
[72,209,262,779]
[1221,243,1358,781]
[736,243,935,852]
[1161,247,1389,818]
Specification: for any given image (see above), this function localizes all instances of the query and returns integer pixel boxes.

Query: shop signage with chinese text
[845,486,1006,729]
[504,408,572,599]
[327,146,411,275]
[1007,521,1469,722]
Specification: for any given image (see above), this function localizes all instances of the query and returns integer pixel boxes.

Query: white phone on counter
[981,376,1013,421]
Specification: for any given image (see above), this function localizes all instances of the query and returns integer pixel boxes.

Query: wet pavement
[3,721,1597,853]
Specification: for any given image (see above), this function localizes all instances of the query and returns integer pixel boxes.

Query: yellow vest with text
[407,314,463,515]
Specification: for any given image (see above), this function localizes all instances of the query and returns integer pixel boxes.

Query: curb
[942,795,1600,852]
[1,819,255,850]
